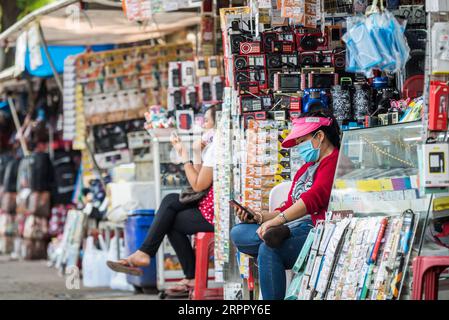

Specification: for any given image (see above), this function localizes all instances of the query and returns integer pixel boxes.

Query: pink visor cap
[281,117,333,148]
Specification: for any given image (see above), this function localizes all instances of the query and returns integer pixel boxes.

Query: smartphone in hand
[229,199,256,220]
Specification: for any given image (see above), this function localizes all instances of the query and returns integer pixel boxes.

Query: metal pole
[7,97,30,156]
[37,22,63,94]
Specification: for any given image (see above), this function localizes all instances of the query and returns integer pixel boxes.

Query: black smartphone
[229,199,255,220]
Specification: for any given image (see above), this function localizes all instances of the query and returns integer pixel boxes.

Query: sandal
[165,280,195,297]
[106,260,144,276]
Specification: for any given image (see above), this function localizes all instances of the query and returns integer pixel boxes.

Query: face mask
[201,129,215,145]
[297,132,322,163]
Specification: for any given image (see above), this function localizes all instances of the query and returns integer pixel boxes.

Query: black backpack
[29,152,54,192]
[3,159,20,192]
[0,154,13,187]
[52,151,76,205]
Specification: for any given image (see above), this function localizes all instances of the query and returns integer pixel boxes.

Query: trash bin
[125,209,157,291]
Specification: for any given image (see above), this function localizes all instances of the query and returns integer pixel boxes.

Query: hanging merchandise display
[215,2,426,299]
[62,43,195,172]
[343,2,410,77]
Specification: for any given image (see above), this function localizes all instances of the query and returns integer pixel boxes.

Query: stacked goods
[0,158,19,254]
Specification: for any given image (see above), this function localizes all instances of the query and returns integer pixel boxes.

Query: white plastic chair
[258,181,293,300]
[269,181,292,212]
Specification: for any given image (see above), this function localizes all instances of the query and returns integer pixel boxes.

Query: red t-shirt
[276,148,339,226]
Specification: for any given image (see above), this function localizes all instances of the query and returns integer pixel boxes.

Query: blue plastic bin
[125,209,157,288]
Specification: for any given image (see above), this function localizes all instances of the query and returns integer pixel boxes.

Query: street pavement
[0,255,159,300]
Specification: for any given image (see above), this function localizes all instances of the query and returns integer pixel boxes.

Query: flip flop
[165,282,194,297]
[106,260,144,276]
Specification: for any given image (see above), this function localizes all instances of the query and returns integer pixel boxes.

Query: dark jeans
[139,193,214,279]
[230,218,313,300]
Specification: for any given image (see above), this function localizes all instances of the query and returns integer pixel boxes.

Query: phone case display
[286,210,419,300]
[90,119,145,170]
[329,122,429,215]
[63,56,78,143]
[168,58,224,134]
[213,88,233,282]
[66,43,193,146]
[431,22,449,75]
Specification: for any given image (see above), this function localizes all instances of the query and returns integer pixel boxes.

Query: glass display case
[329,121,429,217]
[149,131,219,296]
[150,132,195,295]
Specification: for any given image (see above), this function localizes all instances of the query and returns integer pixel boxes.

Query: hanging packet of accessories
[342,3,410,77]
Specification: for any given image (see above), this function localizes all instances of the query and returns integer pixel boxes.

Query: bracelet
[255,212,263,225]
[183,160,193,166]
[278,212,288,223]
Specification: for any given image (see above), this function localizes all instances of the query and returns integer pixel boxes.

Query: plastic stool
[412,256,449,300]
[191,232,223,300]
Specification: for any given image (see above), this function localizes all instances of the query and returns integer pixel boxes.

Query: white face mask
[201,129,214,145]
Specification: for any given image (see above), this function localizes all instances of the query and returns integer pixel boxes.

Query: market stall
[1,0,449,302]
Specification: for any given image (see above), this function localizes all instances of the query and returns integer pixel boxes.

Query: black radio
[243,111,267,128]
[273,93,302,112]
[238,82,261,96]
[234,54,266,71]
[266,53,300,69]
[230,34,253,55]
[262,30,295,53]
[239,41,262,55]
[295,28,328,52]
[300,50,345,69]
[301,71,339,90]
[235,69,268,89]
[272,41,295,54]
[240,95,273,112]
[273,72,302,93]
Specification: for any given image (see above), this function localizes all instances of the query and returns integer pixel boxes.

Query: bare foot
[118,250,150,267]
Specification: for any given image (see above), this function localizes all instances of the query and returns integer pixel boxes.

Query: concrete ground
[0,255,160,300]
[1,254,448,300]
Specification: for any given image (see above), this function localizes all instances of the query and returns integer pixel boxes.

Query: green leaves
[17,0,55,19]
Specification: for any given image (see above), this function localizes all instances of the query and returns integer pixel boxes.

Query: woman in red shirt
[231,110,341,300]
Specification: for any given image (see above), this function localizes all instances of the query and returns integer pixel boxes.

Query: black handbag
[179,186,210,204]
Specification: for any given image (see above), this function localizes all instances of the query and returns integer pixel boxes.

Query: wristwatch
[278,212,288,223]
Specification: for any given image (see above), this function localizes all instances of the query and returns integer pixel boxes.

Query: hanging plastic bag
[386,9,410,71]
[82,235,111,287]
[107,236,134,291]
[366,12,396,71]
[343,15,381,77]
[343,0,410,77]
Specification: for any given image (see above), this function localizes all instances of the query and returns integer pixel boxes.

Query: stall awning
[0,0,201,47]
[25,44,114,77]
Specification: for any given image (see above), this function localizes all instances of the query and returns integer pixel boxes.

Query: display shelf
[151,134,194,292]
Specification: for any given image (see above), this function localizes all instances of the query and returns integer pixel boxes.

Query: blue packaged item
[388,10,410,70]
[302,89,329,113]
[366,13,396,70]
[372,77,389,89]
[344,21,382,72]
[125,209,157,289]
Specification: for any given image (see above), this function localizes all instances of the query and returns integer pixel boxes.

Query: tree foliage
[16,0,55,19]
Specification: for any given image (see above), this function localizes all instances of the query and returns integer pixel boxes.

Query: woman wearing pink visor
[231,110,341,300]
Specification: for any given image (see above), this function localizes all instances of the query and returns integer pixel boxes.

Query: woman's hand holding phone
[232,204,262,224]
[170,132,189,162]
